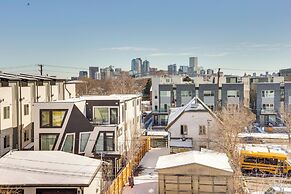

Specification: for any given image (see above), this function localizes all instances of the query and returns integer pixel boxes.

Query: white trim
[61,133,75,153]
[79,132,91,154]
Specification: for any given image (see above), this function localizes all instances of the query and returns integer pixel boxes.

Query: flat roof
[240,144,288,155]
[156,150,233,172]
[0,151,102,187]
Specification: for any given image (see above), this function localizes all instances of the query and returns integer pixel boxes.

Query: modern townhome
[166,97,219,153]
[0,151,103,194]
[198,83,218,111]
[251,82,281,126]
[284,82,291,111]
[221,83,244,109]
[0,72,76,157]
[33,94,142,177]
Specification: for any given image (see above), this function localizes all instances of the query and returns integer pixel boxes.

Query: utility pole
[216,68,221,110]
[38,64,43,75]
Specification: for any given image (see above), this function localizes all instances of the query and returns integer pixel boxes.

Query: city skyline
[0,0,291,78]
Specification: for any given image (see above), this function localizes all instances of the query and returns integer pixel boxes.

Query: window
[94,132,114,152]
[24,104,29,116]
[40,134,58,150]
[93,107,119,124]
[160,91,171,97]
[62,133,74,153]
[3,106,10,119]
[79,132,90,153]
[199,125,206,135]
[262,104,274,110]
[180,125,188,135]
[93,107,109,124]
[155,96,157,99]
[110,108,118,124]
[181,91,192,97]
[4,135,10,148]
[40,110,67,128]
[262,90,274,98]
[163,104,168,112]
[155,105,158,111]
[24,130,29,141]
[227,90,239,97]
[204,91,214,96]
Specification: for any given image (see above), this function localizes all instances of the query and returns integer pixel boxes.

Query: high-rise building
[89,67,99,79]
[131,58,142,77]
[189,57,198,76]
[178,66,188,74]
[168,64,177,75]
[79,71,88,79]
[142,60,150,76]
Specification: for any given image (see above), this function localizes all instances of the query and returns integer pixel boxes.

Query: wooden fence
[103,137,151,194]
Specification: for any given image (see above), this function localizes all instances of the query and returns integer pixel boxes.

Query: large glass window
[62,134,74,153]
[110,108,118,124]
[160,91,171,97]
[93,108,109,124]
[227,90,239,97]
[262,90,274,98]
[24,104,29,116]
[79,132,90,153]
[40,110,67,128]
[94,132,114,152]
[40,134,58,150]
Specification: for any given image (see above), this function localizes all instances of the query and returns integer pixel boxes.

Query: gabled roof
[166,97,221,130]
[0,151,102,187]
[156,150,233,173]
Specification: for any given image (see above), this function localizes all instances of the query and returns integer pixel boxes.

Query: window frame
[79,132,91,153]
[61,133,75,153]
[39,109,68,128]
[92,106,119,125]
[4,135,10,148]
[3,106,10,119]
[24,104,30,116]
[180,125,188,135]
[39,133,59,151]
[93,131,115,152]
[199,125,206,135]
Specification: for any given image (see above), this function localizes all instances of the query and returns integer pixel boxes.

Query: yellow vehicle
[240,150,291,177]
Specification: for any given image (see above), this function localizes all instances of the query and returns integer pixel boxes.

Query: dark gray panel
[86,100,119,121]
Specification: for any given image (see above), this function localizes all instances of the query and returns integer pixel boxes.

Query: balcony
[261,109,276,115]
[227,97,239,104]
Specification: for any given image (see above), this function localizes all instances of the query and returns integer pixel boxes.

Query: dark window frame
[4,135,10,148]
[93,131,115,152]
[24,104,29,116]
[39,133,59,150]
[40,109,68,128]
[3,106,10,119]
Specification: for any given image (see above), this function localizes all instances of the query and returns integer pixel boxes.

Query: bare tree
[212,105,255,193]
[0,187,22,194]
[279,107,291,148]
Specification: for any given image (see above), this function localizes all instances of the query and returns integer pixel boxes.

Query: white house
[0,151,103,194]
[166,97,219,153]
[0,72,76,156]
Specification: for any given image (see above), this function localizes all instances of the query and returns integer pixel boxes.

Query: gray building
[168,64,177,75]
[89,67,99,79]
[198,84,219,111]
[131,58,142,77]
[284,82,291,110]
[221,83,244,108]
[142,60,150,76]
[189,57,198,76]
[251,83,281,126]
[78,71,88,79]
[176,84,195,107]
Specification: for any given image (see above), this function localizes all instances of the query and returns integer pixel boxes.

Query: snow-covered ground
[122,148,170,194]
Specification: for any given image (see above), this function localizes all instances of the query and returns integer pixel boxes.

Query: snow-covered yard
[122,148,170,194]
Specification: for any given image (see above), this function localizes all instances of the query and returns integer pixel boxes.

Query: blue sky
[0,0,291,78]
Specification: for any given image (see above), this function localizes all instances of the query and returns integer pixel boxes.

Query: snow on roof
[167,97,218,129]
[146,130,169,136]
[156,150,233,172]
[238,132,289,139]
[240,144,288,155]
[0,151,102,186]
[169,138,193,148]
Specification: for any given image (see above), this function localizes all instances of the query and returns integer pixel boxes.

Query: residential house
[166,97,219,153]
[221,83,244,109]
[0,72,76,156]
[0,151,103,194]
[156,150,234,194]
[33,94,142,176]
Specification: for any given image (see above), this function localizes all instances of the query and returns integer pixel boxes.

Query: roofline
[0,183,90,187]
[156,161,233,173]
